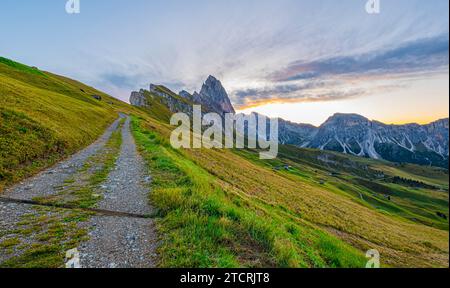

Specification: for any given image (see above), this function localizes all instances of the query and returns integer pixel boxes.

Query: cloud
[273,35,449,82]
[100,73,139,89]
[4,0,446,109]
[235,81,326,98]
[231,35,449,108]
[235,89,365,109]
[233,79,365,109]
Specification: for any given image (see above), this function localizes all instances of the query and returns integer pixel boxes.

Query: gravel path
[1,115,158,268]
[0,202,37,263]
[4,116,124,201]
[1,116,124,266]
[79,117,157,268]
[98,117,153,215]
[79,216,157,268]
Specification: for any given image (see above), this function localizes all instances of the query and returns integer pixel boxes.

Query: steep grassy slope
[192,149,448,268]
[0,57,138,192]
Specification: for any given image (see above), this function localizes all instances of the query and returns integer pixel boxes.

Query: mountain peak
[195,75,235,115]
[431,118,449,126]
[278,112,449,167]
[201,75,225,95]
[329,113,368,120]
[322,113,369,127]
[205,75,219,83]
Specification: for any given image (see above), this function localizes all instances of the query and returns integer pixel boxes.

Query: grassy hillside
[1,57,448,268]
[268,145,449,230]
[132,117,367,267]
[0,57,138,192]
[131,113,448,268]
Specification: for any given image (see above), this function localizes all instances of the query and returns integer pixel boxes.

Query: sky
[0,0,448,126]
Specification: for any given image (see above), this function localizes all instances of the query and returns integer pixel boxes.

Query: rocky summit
[191,75,235,115]
[278,113,449,168]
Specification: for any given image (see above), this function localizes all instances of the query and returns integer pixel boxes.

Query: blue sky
[0,0,448,125]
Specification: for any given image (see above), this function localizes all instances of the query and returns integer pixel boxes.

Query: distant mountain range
[276,113,449,168]
[130,76,449,168]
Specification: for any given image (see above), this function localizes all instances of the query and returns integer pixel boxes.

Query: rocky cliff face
[179,90,193,101]
[130,91,148,107]
[278,118,317,146]
[280,113,449,168]
[423,118,449,156]
[190,75,235,115]
[130,85,194,116]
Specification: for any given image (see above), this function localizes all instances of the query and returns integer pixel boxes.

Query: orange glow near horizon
[237,101,449,126]
[235,75,449,126]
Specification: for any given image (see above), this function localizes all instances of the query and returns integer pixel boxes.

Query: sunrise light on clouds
[1,0,448,125]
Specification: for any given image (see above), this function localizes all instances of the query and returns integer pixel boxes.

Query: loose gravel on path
[0,202,38,264]
[79,117,157,268]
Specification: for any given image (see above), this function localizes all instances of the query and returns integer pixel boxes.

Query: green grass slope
[262,145,449,230]
[0,56,137,192]
[132,117,367,267]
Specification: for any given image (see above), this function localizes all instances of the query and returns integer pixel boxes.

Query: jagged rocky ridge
[130,75,234,117]
[130,77,449,168]
[276,113,449,168]
[130,84,194,116]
